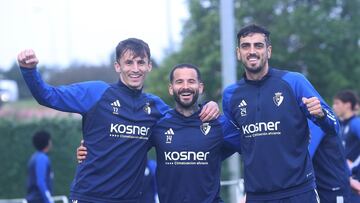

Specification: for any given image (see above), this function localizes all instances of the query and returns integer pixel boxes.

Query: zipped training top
[151,109,238,203]
[222,68,339,200]
[21,67,169,203]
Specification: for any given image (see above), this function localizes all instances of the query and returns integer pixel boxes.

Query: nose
[249,45,256,54]
[183,82,190,88]
[132,63,140,72]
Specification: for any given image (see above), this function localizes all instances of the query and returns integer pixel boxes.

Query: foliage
[47,64,118,85]
[0,117,82,198]
[146,0,224,103]
[235,0,360,101]
[147,0,360,103]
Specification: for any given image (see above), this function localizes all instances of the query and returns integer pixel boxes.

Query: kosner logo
[165,151,209,161]
[110,123,150,136]
[242,121,280,136]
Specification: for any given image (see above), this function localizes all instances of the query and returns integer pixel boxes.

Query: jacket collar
[243,67,273,85]
[116,80,143,96]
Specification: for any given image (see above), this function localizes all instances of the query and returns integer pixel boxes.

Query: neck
[341,111,355,121]
[175,104,199,117]
[245,65,269,81]
[119,78,143,90]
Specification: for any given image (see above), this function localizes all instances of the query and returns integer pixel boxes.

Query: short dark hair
[115,38,151,62]
[334,90,359,110]
[169,63,202,83]
[32,131,51,151]
[237,24,271,46]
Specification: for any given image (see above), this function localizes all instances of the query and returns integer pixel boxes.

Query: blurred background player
[308,120,350,203]
[26,131,54,203]
[333,90,360,202]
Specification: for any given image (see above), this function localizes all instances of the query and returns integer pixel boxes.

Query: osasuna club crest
[143,102,151,115]
[273,92,284,106]
[200,123,211,135]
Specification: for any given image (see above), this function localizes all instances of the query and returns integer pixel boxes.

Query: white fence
[0,195,68,203]
[0,179,244,203]
[221,178,245,203]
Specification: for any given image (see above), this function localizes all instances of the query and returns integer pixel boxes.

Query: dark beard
[243,53,264,74]
[244,64,263,74]
[173,89,199,109]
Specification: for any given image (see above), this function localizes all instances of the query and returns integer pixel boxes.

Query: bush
[0,117,82,198]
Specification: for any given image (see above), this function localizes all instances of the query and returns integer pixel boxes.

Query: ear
[199,82,204,94]
[148,61,153,72]
[168,83,174,96]
[267,45,272,59]
[114,61,121,73]
[236,47,241,60]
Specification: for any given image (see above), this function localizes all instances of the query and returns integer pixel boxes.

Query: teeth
[129,74,141,78]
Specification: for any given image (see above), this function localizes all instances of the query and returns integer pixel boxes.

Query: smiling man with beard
[149,63,240,203]
[222,24,339,202]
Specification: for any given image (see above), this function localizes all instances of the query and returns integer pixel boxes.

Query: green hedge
[0,117,82,198]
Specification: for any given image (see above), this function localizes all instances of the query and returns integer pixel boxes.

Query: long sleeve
[308,120,325,158]
[20,67,109,114]
[35,154,53,203]
[283,72,339,135]
[221,116,242,160]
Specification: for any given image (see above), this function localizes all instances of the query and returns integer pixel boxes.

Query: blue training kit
[151,109,238,203]
[340,115,360,202]
[308,120,351,203]
[21,67,169,203]
[26,151,53,203]
[340,116,360,165]
[222,68,339,201]
[140,160,157,203]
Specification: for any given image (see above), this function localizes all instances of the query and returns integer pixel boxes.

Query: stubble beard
[244,64,263,74]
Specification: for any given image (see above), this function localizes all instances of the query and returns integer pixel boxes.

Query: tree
[235,0,360,101]
[146,0,224,103]
[147,0,360,103]
[47,64,118,85]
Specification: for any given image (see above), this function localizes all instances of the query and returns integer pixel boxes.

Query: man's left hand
[199,101,220,122]
[302,97,325,118]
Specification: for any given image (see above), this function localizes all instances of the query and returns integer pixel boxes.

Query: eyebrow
[240,42,266,48]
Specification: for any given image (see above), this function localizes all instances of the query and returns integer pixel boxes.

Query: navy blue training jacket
[150,109,238,203]
[222,68,339,200]
[21,67,169,203]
